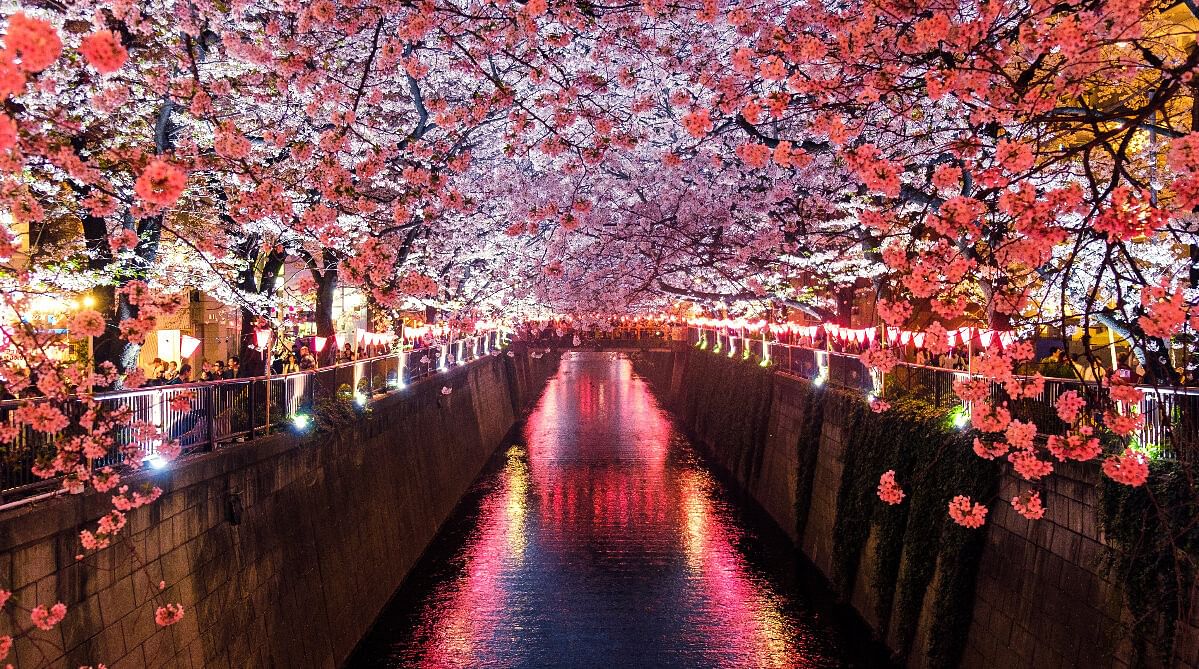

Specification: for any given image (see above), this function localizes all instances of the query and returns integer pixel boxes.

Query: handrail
[689,326,1199,460]
[0,331,505,503]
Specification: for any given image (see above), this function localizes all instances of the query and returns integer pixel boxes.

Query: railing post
[205,385,216,451]
[247,381,257,439]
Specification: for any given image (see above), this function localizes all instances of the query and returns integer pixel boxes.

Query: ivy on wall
[1100,458,1199,667]
[827,390,998,668]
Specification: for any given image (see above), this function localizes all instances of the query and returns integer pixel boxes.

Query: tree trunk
[314,262,338,366]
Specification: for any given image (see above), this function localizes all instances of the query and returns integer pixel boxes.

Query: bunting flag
[314,336,328,353]
[864,328,876,344]
[946,330,957,348]
[912,332,926,348]
[900,331,912,345]
[998,331,1015,348]
[335,333,346,349]
[979,329,994,348]
[887,327,900,344]
[356,328,367,345]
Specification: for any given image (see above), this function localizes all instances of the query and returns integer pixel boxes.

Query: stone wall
[637,348,1181,669]
[0,350,559,669]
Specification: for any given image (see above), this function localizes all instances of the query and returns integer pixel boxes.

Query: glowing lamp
[143,454,168,470]
[180,335,202,359]
[314,336,328,353]
[255,329,272,348]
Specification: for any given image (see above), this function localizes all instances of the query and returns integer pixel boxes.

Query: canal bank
[0,347,560,669]
[350,351,893,668]
[632,347,1192,669]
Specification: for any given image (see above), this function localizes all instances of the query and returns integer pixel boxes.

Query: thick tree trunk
[314,263,338,366]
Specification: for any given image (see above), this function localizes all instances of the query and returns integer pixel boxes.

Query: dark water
[350,352,890,668]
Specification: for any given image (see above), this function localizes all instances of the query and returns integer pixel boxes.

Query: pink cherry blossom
[948,496,988,529]
[877,470,905,505]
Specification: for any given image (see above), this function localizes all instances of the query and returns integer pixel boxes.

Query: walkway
[351,352,885,668]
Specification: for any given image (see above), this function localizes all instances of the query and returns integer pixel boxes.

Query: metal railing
[0,331,503,503]
[690,326,1199,460]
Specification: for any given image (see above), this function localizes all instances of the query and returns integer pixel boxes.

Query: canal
[350,352,890,668]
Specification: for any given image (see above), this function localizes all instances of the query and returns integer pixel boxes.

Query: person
[164,361,178,381]
[222,357,239,379]
[280,353,300,374]
[200,360,215,381]
[1115,351,1144,384]
[298,346,316,371]
[147,358,166,385]
[212,360,226,380]
[338,343,354,362]
[170,364,192,384]
[1072,354,1104,382]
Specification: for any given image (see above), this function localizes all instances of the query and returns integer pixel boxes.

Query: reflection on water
[351,352,886,668]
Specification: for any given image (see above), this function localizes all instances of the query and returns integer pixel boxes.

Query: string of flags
[691,318,1016,350]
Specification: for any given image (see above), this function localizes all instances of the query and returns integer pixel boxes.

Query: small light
[292,413,312,430]
[866,392,876,403]
[813,375,826,387]
[143,454,168,470]
[954,413,969,428]
[354,393,367,407]
[82,295,96,308]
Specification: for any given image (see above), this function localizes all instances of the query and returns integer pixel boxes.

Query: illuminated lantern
[314,336,328,353]
[180,335,202,359]
[255,329,271,348]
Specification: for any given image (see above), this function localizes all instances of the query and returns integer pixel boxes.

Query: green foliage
[1100,458,1199,668]
[310,384,368,435]
[676,348,773,473]
[829,390,997,668]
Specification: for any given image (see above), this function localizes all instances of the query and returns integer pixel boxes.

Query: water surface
[351,352,888,668]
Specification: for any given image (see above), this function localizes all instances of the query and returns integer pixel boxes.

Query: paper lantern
[314,336,327,353]
[255,329,271,348]
[180,335,202,359]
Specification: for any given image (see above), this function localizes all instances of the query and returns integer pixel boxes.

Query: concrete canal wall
[0,349,559,669]
[635,348,1197,669]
